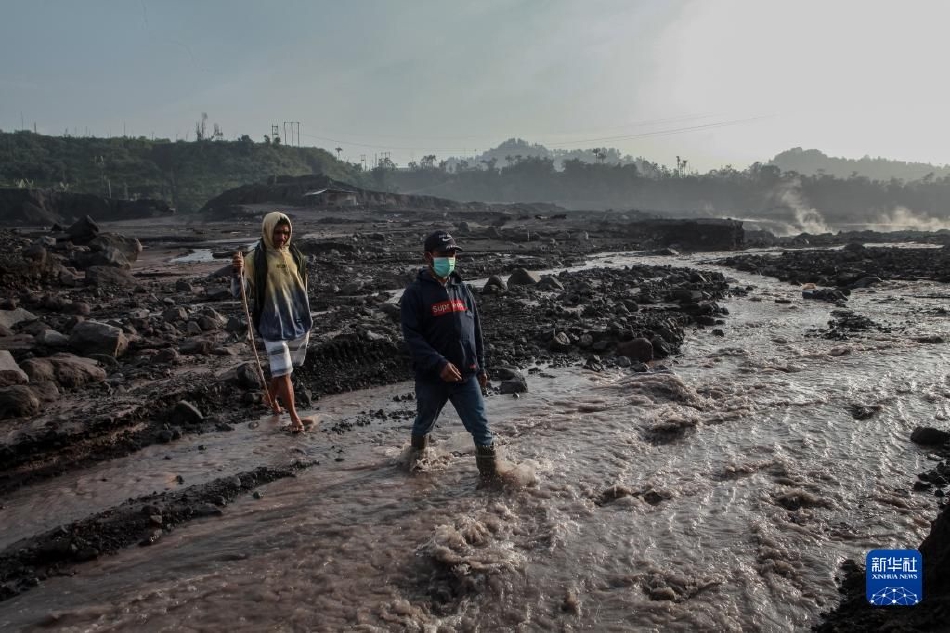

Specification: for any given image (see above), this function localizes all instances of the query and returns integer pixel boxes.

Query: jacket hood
[417,267,463,284]
[261,211,292,250]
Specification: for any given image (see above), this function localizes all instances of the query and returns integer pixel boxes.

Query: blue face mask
[432,256,456,278]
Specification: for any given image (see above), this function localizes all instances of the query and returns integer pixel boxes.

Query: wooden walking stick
[235,250,277,411]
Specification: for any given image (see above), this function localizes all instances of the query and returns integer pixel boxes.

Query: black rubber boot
[475,444,500,486]
[411,434,428,450]
[407,434,428,472]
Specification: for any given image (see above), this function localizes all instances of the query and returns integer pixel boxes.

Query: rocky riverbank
[2,209,948,626]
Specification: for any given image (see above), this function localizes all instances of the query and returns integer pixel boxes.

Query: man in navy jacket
[400,230,498,482]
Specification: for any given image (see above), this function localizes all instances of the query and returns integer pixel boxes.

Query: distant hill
[770,147,950,182]
[0,131,368,213]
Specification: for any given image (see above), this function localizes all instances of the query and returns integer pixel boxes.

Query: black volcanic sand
[1,209,949,626]
[715,242,950,286]
[0,464,311,602]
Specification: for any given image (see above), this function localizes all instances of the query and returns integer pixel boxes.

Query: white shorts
[263,333,310,377]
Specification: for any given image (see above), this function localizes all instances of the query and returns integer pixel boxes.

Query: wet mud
[1,209,949,629]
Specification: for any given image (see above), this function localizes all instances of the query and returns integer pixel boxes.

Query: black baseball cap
[424,230,463,253]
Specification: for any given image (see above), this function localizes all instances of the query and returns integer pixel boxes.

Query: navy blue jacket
[400,268,486,381]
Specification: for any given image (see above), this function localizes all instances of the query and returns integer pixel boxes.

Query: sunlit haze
[2,0,950,171]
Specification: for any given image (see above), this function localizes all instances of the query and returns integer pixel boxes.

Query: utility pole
[282,121,300,146]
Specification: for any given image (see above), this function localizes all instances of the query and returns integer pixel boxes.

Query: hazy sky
[2,0,949,172]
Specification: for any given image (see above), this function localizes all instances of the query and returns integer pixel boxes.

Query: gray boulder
[0,308,37,330]
[536,275,564,291]
[911,426,950,446]
[0,385,40,418]
[617,337,653,362]
[36,329,70,347]
[85,266,137,288]
[492,365,524,381]
[549,331,572,352]
[499,378,528,394]
[0,350,29,387]
[70,320,129,358]
[484,275,508,292]
[217,361,262,389]
[66,215,100,244]
[74,247,132,270]
[163,307,189,322]
[508,268,540,286]
[88,233,142,264]
[21,353,107,388]
[173,400,204,425]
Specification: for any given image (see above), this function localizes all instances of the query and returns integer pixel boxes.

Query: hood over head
[261,211,292,250]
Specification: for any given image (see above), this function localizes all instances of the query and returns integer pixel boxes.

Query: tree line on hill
[2,130,950,233]
[378,140,950,232]
[0,130,368,213]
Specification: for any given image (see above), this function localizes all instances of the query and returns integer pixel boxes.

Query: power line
[297,115,772,153]
[295,112,728,142]
[544,116,773,147]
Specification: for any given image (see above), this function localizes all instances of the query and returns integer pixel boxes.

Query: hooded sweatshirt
[232,211,313,341]
[400,268,485,380]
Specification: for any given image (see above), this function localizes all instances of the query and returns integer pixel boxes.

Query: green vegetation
[0,131,368,213]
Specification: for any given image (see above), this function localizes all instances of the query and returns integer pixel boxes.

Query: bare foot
[287,420,305,433]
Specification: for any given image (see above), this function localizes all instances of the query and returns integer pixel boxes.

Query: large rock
[536,275,565,291]
[499,378,528,394]
[88,233,142,264]
[0,334,36,351]
[36,329,70,347]
[22,353,107,388]
[549,331,572,352]
[70,320,129,358]
[492,365,524,381]
[483,275,508,292]
[0,350,29,387]
[163,307,189,322]
[911,426,950,446]
[74,247,132,270]
[180,337,214,355]
[0,385,40,418]
[23,242,48,266]
[617,337,654,362]
[66,215,100,244]
[173,400,204,425]
[508,268,540,286]
[0,308,37,330]
[217,361,262,389]
[85,265,137,288]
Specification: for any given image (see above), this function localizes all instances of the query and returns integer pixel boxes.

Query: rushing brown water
[2,250,948,631]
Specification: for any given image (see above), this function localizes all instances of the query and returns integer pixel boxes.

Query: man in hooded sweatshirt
[400,230,499,483]
[231,211,314,432]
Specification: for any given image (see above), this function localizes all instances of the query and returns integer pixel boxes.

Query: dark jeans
[412,375,493,447]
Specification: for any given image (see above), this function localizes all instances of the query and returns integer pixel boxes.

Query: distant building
[302,187,359,208]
